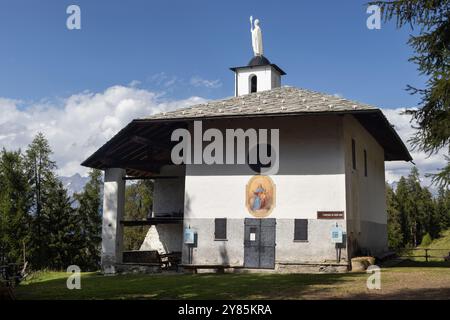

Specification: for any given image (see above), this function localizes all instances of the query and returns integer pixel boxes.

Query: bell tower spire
[230,17,286,97]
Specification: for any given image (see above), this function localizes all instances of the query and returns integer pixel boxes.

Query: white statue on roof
[250,16,263,56]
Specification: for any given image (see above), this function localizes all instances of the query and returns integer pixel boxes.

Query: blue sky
[1,0,423,107]
[1,0,444,184]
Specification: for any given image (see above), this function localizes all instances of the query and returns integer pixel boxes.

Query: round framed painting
[246,175,276,218]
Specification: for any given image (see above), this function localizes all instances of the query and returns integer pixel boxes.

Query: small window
[214,218,227,240]
[294,219,308,241]
[250,75,257,93]
[351,139,356,170]
[364,149,368,177]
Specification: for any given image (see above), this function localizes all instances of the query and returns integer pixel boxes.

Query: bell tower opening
[229,17,286,96]
[250,75,257,93]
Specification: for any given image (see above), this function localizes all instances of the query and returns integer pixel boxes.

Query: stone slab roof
[146,86,377,120]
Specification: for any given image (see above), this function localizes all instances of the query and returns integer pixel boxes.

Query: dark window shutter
[215,218,227,240]
[294,219,308,241]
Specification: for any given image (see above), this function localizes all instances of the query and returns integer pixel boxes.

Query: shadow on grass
[343,287,450,300]
[15,272,366,300]
[382,259,450,268]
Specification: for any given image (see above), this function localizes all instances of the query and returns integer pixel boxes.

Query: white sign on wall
[331,226,343,243]
[184,228,195,244]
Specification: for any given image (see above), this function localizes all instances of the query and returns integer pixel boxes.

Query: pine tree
[386,183,404,250]
[406,167,424,246]
[43,177,79,269]
[0,149,31,265]
[25,133,57,268]
[73,169,103,270]
[124,180,153,250]
[395,176,411,246]
[370,0,450,187]
[420,187,439,239]
[435,186,450,230]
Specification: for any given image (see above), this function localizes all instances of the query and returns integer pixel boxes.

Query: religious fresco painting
[246,175,276,218]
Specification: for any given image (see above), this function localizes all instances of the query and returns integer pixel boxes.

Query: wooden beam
[102,158,169,166]
[122,176,181,180]
[126,168,158,177]
[120,217,183,226]
[130,135,171,150]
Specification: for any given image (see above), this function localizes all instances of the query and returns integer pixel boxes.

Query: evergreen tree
[25,133,57,268]
[370,0,450,187]
[390,166,447,249]
[420,187,439,239]
[395,176,411,246]
[124,180,153,250]
[405,167,424,246]
[386,183,404,250]
[73,169,103,270]
[0,149,31,265]
[435,185,450,230]
[43,177,79,269]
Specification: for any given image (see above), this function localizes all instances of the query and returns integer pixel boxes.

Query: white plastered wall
[343,114,388,256]
[183,116,348,264]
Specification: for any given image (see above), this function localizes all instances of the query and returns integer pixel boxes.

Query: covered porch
[81,120,188,274]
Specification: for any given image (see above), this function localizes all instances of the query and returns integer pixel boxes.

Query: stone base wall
[114,263,161,274]
[275,263,348,274]
[181,263,349,274]
[182,218,348,266]
[101,254,116,275]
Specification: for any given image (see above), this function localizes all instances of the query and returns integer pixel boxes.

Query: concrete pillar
[101,168,126,274]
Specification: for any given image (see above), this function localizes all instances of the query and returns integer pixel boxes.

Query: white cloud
[382,108,447,189]
[148,73,222,90]
[0,85,205,177]
[148,72,179,88]
[128,80,141,87]
[189,76,222,89]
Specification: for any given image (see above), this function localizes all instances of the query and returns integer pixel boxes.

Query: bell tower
[230,17,286,96]
[230,56,286,96]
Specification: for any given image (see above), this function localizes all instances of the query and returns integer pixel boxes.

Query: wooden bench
[122,250,161,264]
[122,251,182,270]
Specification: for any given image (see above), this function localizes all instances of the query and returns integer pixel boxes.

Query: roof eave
[229,64,286,75]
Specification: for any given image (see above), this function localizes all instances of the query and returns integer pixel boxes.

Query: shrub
[420,233,432,247]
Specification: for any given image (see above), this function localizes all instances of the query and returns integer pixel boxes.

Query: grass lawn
[15,262,450,300]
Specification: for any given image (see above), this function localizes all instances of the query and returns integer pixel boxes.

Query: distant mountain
[59,173,90,197]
